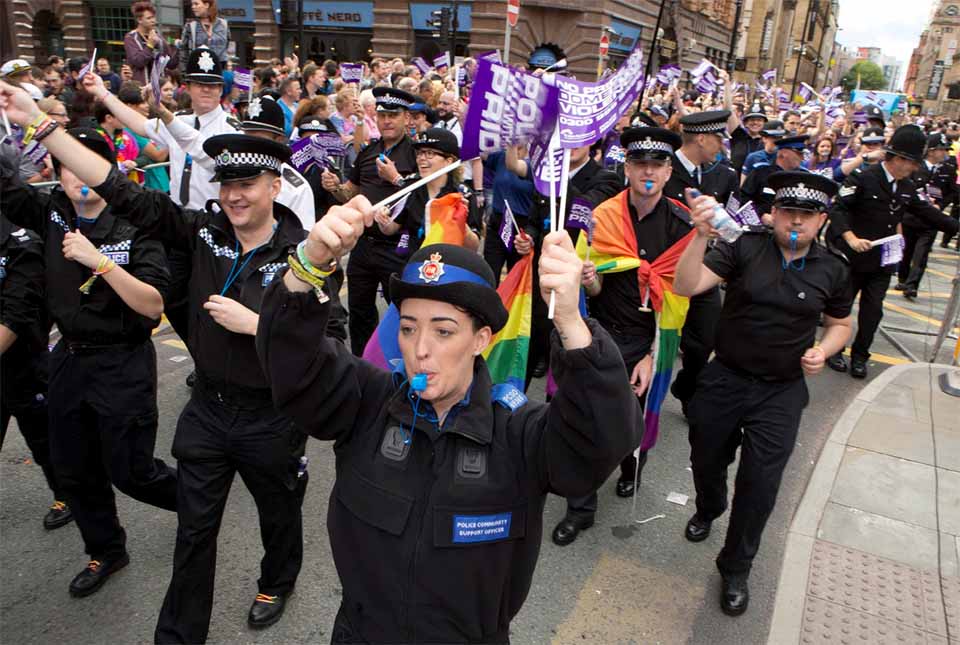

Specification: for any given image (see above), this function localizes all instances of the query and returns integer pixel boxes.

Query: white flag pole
[370,160,462,212]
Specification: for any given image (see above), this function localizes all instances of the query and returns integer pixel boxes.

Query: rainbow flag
[576,191,692,450]
[481,254,533,389]
[422,193,468,247]
[361,250,534,390]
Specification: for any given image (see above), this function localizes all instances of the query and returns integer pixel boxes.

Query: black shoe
[69,554,130,598]
[532,358,547,379]
[850,358,868,379]
[248,592,289,629]
[615,479,636,497]
[185,370,196,388]
[685,514,712,542]
[826,354,847,373]
[43,500,73,530]
[720,573,749,616]
[903,288,918,300]
[551,516,594,546]
[893,282,905,291]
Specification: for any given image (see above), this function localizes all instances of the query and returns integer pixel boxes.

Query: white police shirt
[144,105,240,209]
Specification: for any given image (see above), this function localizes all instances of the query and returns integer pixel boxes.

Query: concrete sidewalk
[768,363,960,644]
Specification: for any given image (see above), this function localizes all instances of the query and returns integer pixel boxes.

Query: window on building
[89,3,135,68]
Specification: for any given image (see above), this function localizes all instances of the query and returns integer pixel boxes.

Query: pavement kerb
[766,362,938,645]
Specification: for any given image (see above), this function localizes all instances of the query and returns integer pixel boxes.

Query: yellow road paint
[886,291,953,299]
[162,339,187,350]
[882,300,960,334]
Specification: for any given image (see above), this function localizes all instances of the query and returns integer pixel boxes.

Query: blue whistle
[378,153,388,163]
[790,231,799,244]
[543,218,550,230]
[644,180,654,191]
[411,373,428,391]
[81,185,89,197]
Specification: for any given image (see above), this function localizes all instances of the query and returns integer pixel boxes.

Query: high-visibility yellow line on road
[162,339,187,350]
[882,300,960,334]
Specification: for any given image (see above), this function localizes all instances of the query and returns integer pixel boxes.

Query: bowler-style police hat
[203,133,291,183]
[242,96,285,138]
[389,244,508,333]
[768,170,837,212]
[885,124,926,163]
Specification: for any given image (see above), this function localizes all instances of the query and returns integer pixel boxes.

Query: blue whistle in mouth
[645,180,654,191]
[790,231,799,244]
[81,185,89,197]
[378,153,388,163]
[411,373,428,392]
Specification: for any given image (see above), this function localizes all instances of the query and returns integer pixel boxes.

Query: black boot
[248,592,290,628]
[720,573,749,616]
[69,554,130,598]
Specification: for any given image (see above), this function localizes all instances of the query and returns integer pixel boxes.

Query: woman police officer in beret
[256,197,641,643]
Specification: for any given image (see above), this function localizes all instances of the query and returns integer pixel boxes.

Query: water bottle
[688,189,743,243]
[297,456,308,479]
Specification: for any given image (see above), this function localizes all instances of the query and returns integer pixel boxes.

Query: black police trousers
[48,340,177,560]
[672,287,721,404]
[1,366,61,500]
[688,360,808,576]
[347,237,406,356]
[155,385,306,644]
[846,270,892,361]
[900,226,936,291]
[482,210,524,287]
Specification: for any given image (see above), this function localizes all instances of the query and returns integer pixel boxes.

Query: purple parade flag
[233,66,252,92]
[695,72,717,94]
[411,57,431,75]
[340,63,363,84]
[736,201,761,226]
[290,132,347,173]
[552,45,644,148]
[290,136,316,173]
[881,235,905,267]
[761,69,777,82]
[77,48,97,80]
[388,192,410,220]
[566,197,593,233]
[499,200,515,249]
[395,231,411,256]
[726,193,740,214]
[456,66,468,87]
[528,134,564,197]
[798,84,812,101]
[656,64,681,86]
[150,54,170,103]
[477,50,502,64]
[852,109,867,124]
[459,58,560,160]
[690,58,713,79]
[23,140,48,169]
[433,52,450,71]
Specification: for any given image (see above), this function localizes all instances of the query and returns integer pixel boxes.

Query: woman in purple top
[803,136,843,182]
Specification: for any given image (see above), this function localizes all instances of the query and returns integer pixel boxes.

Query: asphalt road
[1,244,957,645]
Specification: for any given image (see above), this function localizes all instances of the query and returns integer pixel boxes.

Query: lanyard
[220,239,265,296]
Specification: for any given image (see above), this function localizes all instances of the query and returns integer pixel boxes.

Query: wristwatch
[393,175,405,187]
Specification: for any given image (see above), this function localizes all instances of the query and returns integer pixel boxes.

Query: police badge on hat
[184,46,223,85]
[418,252,445,283]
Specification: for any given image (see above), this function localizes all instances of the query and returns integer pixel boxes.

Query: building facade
[3,0,736,81]
[911,0,960,113]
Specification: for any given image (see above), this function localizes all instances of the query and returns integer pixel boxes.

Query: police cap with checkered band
[202,133,291,183]
[767,170,837,212]
[679,110,731,137]
[372,87,417,112]
[620,127,682,161]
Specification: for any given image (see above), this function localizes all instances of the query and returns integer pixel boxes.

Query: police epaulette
[491,383,527,412]
[826,245,850,265]
[174,109,194,116]
[226,115,242,130]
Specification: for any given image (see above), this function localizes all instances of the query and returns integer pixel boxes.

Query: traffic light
[428,7,452,43]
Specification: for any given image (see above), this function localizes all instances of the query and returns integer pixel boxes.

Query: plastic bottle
[688,188,742,243]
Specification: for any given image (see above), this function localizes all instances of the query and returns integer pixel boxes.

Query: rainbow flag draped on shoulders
[575,190,693,451]
[362,246,534,390]
[422,192,468,247]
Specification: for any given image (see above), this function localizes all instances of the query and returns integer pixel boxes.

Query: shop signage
[271,1,374,29]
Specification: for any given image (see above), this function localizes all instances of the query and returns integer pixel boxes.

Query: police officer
[741,135,810,219]
[898,132,952,299]
[673,171,852,616]
[550,127,693,546]
[320,86,419,355]
[729,100,768,178]
[662,111,732,416]
[0,214,72,530]
[0,121,177,597]
[739,119,785,181]
[7,81,317,637]
[256,200,640,642]
[826,125,959,378]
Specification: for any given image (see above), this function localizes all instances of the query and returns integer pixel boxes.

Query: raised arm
[83,73,150,137]
[673,190,727,297]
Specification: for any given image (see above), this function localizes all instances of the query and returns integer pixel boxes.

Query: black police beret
[389,244,508,333]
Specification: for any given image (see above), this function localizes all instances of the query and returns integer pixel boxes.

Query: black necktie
[178,116,200,206]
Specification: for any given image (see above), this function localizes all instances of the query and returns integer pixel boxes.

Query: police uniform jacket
[527,159,623,246]
[91,166,337,393]
[663,154,738,207]
[0,158,169,345]
[351,136,418,245]
[828,163,959,273]
[256,281,640,644]
[730,127,764,177]
[0,215,48,403]
[903,161,951,231]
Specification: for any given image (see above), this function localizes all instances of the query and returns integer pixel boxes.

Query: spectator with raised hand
[125,1,178,84]
[179,0,230,69]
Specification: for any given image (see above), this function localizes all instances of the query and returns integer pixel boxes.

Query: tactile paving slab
[800,540,959,643]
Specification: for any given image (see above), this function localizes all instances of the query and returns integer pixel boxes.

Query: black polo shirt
[704,233,851,381]
[350,135,418,242]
